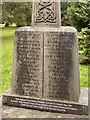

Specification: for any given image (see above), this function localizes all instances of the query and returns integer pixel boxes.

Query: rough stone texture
[32,0,61,28]
[2,87,88,115]
[11,27,80,102]
[1,89,88,118]
[44,28,80,102]
[12,27,43,98]
[2,106,88,119]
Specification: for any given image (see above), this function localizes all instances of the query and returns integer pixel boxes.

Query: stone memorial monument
[2,0,88,115]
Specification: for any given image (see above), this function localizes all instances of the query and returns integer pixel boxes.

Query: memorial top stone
[32,0,61,28]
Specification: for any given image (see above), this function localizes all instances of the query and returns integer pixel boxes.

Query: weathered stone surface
[1,88,88,118]
[44,28,80,102]
[12,27,43,98]
[2,89,88,115]
[32,0,61,27]
[11,27,80,102]
[2,105,88,119]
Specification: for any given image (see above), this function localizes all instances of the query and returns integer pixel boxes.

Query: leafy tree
[61,2,70,26]
[2,3,15,26]
[67,2,90,64]
[67,2,90,31]
[79,28,90,64]
[2,2,32,27]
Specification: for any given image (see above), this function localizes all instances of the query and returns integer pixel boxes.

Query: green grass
[0,27,89,96]
[80,64,88,88]
[1,27,17,95]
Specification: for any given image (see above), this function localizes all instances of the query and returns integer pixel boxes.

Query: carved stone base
[2,89,88,116]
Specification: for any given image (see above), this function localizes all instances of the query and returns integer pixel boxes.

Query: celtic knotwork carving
[35,0,56,23]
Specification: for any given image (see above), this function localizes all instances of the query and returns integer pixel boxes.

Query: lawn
[1,27,17,95]
[0,24,5,27]
[0,27,89,96]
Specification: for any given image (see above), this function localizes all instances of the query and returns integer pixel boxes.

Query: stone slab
[2,88,88,116]
[12,28,43,98]
[1,88,88,118]
[12,27,80,102]
[43,28,80,102]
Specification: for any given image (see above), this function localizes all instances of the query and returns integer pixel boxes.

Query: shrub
[78,28,90,64]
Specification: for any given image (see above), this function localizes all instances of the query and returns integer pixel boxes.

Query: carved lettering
[12,31,43,97]
[44,32,74,100]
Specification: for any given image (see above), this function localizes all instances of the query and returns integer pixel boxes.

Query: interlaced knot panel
[35,0,56,23]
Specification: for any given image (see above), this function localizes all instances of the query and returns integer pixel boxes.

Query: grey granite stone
[44,28,80,102]
[12,27,43,98]
[32,0,61,28]
[2,85,88,116]
[11,27,80,102]
[1,88,88,118]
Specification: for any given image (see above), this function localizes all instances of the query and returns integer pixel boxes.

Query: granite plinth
[2,88,88,116]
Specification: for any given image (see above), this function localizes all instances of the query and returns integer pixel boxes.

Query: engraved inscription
[4,95,87,115]
[44,32,74,100]
[35,0,56,23]
[13,31,43,97]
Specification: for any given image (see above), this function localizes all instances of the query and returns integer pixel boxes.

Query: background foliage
[2,2,32,27]
[67,2,90,31]
[61,2,90,64]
